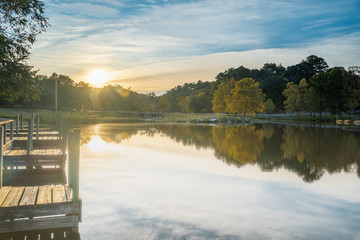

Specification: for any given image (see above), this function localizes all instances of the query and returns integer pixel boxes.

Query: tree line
[1,54,359,115]
[1,1,360,115]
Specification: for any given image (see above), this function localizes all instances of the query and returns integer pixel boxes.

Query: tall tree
[212,77,234,113]
[285,55,328,84]
[225,78,265,115]
[283,82,300,114]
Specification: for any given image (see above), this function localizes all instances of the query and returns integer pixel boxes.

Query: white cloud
[28,0,359,93]
[58,3,119,18]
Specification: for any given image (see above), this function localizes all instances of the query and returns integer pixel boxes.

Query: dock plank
[19,186,38,206]
[0,215,79,233]
[0,187,12,206]
[53,185,67,203]
[2,187,25,207]
[37,186,52,205]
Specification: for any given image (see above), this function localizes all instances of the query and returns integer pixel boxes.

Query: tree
[225,78,265,115]
[0,0,49,62]
[0,61,39,105]
[264,99,275,113]
[284,55,328,84]
[212,77,234,113]
[283,82,299,114]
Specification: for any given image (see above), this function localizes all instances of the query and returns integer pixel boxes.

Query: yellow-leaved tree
[225,78,265,115]
[212,77,235,113]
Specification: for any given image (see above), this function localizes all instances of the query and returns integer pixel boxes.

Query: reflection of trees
[80,123,360,181]
[280,126,360,181]
[212,126,264,166]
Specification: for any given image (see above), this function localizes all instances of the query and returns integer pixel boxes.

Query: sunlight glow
[86,69,110,87]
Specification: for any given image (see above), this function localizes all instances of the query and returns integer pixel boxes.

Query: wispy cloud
[30,0,360,91]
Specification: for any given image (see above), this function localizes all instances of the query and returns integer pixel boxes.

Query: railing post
[20,114,23,131]
[61,121,68,155]
[3,123,6,145]
[10,121,14,140]
[26,118,34,155]
[16,114,19,135]
[0,126,3,189]
[68,130,80,203]
[36,116,40,140]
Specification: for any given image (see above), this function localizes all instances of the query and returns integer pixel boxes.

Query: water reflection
[80,123,360,182]
[79,123,360,240]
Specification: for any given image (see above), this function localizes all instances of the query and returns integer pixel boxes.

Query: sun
[86,70,110,87]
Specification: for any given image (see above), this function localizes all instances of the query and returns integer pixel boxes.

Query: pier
[0,114,81,239]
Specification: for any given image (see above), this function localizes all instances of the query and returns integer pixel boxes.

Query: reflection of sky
[79,127,360,240]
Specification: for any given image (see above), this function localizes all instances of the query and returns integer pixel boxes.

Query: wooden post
[10,121,14,140]
[3,123,6,145]
[68,130,80,202]
[16,114,19,134]
[20,114,23,131]
[0,126,3,189]
[55,78,58,114]
[36,116,40,140]
[61,121,68,155]
[26,118,34,155]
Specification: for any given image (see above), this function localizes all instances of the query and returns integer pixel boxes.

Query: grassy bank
[0,107,356,125]
[0,108,144,124]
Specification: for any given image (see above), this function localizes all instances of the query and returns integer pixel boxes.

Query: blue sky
[29,0,360,92]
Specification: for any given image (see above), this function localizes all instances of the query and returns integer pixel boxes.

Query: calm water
[77,123,360,240]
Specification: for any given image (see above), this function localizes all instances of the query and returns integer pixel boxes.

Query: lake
[77,123,360,240]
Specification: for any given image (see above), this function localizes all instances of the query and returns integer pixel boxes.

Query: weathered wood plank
[30,149,40,155]
[19,186,38,206]
[6,150,17,156]
[0,202,80,220]
[37,185,52,205]
[2,187,25,207]
[53,185,67,203]
[0,187,12,206]
[0,215,79,233]
[38,149,47,155]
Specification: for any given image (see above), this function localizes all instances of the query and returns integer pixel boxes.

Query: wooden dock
[0,114,81,238]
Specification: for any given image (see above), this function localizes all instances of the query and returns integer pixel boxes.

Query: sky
[29,0,360,93]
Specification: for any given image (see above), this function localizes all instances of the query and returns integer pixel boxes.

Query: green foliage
[225,78,265,115]
[0,61,39,105]
[0,0,48,106]
[283,82,299,113]
[212,77,234,113]
[160,80,213,113]
[0,0,49,62]
[264,99,275,113]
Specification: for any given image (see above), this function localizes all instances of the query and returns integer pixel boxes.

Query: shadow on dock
[3,168,66,187]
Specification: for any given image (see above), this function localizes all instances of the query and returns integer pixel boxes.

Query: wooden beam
[0,215,79,233]
[68,130,80,203]
[0,202,80,219]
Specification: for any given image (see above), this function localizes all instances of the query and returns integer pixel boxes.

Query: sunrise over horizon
[28,0,360,93]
